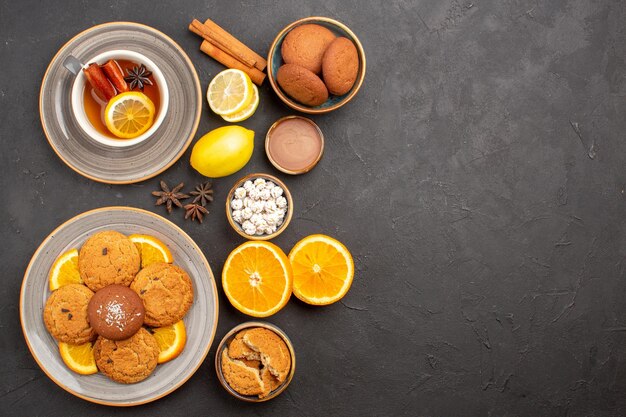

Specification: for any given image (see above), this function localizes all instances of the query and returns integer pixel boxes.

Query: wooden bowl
[215,321,296,402]
[267,17,366,114]
[225,173,293,240]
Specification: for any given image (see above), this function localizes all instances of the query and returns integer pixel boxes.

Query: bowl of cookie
[267,17,366,114]
[215,321,295,402]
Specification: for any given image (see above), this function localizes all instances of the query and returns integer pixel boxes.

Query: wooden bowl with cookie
[267,17,366,114]
[215,321,296,402]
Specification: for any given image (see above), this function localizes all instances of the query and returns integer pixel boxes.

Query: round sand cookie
[322,37,359,95]
[43,284,96,344]
[281,24,336,74]
[221,348,264,396]
[130,263,193,327]
[88,284,145,340]
[79,231,140,292]
[243,328,291,382]
[93,328,159,384]
[276,64,329,107]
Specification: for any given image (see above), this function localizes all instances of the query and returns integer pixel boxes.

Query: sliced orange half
[59,342,98,375]
[129,234,173,268]
[49,248,82,291]
[222,241,293,317]
[151,320,186,364]
[288,234,354,305]
[104,91,155,139]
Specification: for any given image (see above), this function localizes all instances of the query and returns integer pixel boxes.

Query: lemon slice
[59,342,98,375]
[207,69,254,116]
[104,91,155,139]
[129,234,173,268]
[49,249,82,291]
[151,320,187,364]
[222,84,259,122]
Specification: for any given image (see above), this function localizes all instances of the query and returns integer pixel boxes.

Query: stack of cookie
[220,327,292,399]
[43,230,193,384]
[276,24,360,106]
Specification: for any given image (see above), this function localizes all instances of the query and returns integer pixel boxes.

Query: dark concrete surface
[1,0,625,416]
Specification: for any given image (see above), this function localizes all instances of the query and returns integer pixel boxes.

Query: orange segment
[49,248,82,291]
[129,234,173,268]
[104,91,155,139]
[222,241,292,317]
[288,234,354,305]
[59,342,98,375]
[151,320,186,364]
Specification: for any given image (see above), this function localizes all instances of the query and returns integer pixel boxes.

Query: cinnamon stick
[204,18,267,71]
[190,19,257,68]
[83,63,116,101]
[200,40,266,86]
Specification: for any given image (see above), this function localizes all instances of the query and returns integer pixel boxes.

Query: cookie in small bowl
[267,17,366,114]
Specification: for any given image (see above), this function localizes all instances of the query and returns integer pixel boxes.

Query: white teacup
[71,50,169,147]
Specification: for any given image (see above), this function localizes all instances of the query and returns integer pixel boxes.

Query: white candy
[243,180,254,191]
[241,207,253,220]
[231,198,243,210]
[264,212,279,226]
[251,201,264,213]
[230,177,288,236]
[250,213,263,224]
[265,200,277,212]
[234,187,247,199]
[259,189,271,200]
[271,186,283,198]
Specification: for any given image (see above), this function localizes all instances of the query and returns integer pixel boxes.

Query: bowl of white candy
[225,173,293,240]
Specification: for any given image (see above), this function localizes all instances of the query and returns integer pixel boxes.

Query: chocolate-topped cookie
[88,284,145,340]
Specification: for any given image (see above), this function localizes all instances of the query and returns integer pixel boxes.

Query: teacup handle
[63,54,85,75]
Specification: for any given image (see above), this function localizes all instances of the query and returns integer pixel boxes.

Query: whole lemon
[190,126,254,178]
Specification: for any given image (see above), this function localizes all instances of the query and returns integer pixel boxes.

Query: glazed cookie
[79,231,140,291]
[281,24,336,74]
[130,263,194,327]
[43,284,96,344]
[88,284,145,340]
[93,328,159,384]
[322,37,359,95]
[277,64,329,107]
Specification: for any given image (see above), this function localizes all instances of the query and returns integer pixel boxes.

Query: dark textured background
[1,0,625,416]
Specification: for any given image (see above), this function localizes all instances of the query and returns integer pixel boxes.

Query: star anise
[152,181,189,213]
[124,64,153,91]
[184,203,208,223]
[190,181,214,206]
